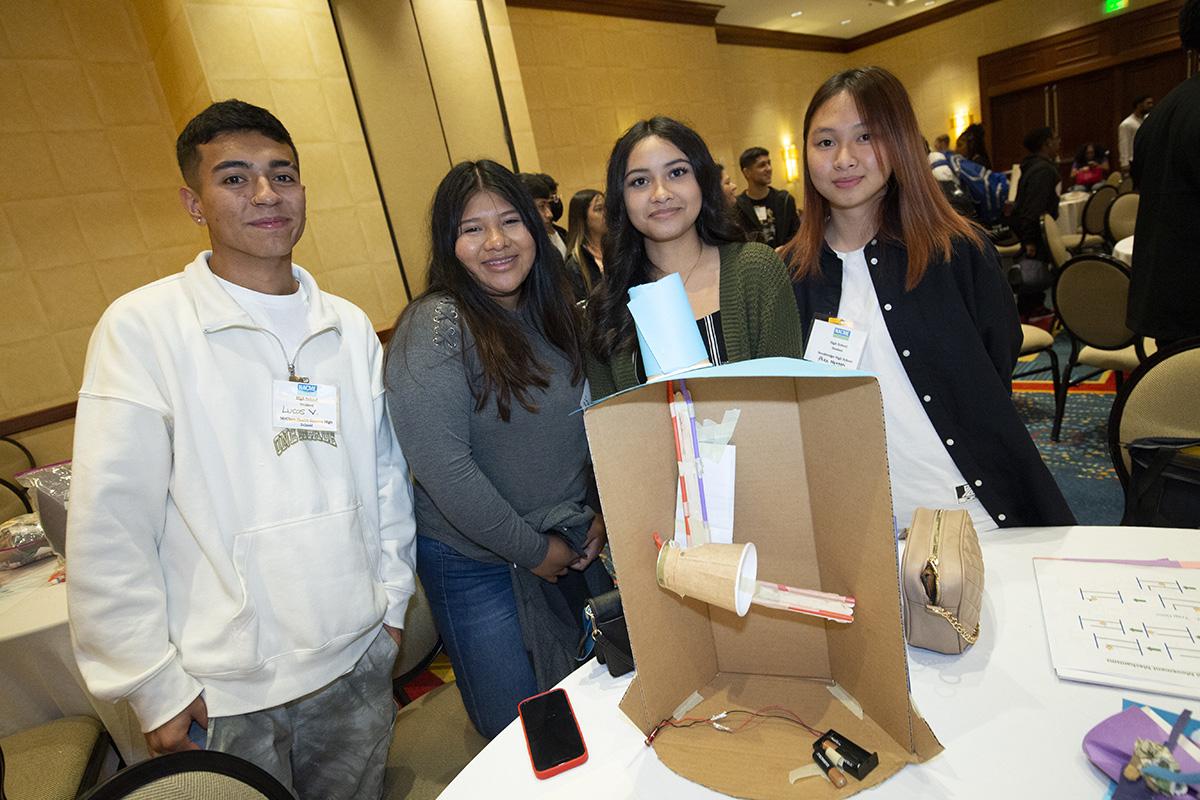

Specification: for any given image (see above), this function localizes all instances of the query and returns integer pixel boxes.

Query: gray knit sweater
[384,294,590,569]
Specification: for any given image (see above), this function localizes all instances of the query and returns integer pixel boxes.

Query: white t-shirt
[834,246,997,532]
[1118,113,1144,170]
[215,272,310,361]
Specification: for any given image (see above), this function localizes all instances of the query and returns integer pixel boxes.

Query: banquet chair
[0,716,111,800]
[1117,174,1135,194]
[1075,185,1118,251]
[1107,338,1200,491]
[383,578,487,800]
[78,751,292,800]
[1104,192,1139,244]
[1049,254,1155,441]
[1104,171,1123,188]
[1013,324,1060,403]
[1040,213,1073,271]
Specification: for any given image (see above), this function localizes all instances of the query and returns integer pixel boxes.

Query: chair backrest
[1105,191,1139,242]
[1105,171,1123,187]
[1041,213,1071,270]
[1108,338,1200,484]
[392,577,441,686]
[1082,185,1118,236]
[1052,254,1137,350]
[79,751,293,800]
[1117,174,1135,194]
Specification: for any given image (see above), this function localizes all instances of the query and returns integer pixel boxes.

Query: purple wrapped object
[1083,704,1200,790]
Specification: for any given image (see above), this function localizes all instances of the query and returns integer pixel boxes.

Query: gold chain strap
[926,605,980,645]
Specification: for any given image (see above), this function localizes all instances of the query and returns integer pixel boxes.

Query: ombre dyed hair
[781,67,985,290]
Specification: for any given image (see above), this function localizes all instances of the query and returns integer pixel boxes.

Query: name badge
[803,317,867,370]
[272,380,339,432]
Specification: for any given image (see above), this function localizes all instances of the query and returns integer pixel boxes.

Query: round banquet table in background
[1055,191,1091,236]
[0,559,146,762]
[1113,235,1135,266]
[440,525,1200,799]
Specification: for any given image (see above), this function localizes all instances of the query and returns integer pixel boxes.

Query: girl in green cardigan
[585,116,803,399]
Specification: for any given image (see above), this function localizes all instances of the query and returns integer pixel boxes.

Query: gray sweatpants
[206,629,398,800]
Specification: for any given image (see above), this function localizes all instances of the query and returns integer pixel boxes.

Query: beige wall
[0,0,207,500]
[508,8,738,206]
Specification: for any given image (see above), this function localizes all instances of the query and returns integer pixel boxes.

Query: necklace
[654,242,706,287]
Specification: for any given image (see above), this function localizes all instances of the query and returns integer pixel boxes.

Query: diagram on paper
[1034,559,1200,698]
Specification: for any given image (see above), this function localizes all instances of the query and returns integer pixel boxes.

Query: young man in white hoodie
[66,100,416,799]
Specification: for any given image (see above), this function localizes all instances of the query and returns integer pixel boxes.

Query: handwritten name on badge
[272,380,339,432]
[803,317,867,370]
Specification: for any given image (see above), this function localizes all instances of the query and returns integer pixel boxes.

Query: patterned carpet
[1012,336,1126,525]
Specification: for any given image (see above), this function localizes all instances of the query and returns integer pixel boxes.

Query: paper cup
[656,541,758,616]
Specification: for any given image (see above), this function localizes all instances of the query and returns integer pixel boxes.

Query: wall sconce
[950,111,975,139]
[782,143,800,183]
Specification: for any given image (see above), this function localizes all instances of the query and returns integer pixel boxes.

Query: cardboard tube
[656,541,758,616]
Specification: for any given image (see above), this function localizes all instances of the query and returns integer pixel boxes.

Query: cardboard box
[584,358,941,799]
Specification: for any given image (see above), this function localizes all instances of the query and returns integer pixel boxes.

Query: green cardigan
[586,241,804,399]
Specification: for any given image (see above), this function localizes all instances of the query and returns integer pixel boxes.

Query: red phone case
[518,688,588,779]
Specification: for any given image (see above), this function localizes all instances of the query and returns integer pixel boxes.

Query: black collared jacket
[792,235,1076,528]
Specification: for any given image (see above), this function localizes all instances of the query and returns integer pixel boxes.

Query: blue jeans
[416,535,538,739]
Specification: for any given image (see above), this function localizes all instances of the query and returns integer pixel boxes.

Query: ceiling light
[790,10,803,16]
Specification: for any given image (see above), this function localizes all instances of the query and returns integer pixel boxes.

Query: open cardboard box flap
[584,358,941,799]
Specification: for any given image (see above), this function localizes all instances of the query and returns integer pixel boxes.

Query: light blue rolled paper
[627,272,710,378]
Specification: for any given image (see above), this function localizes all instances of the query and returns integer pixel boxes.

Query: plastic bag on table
[0,513,54,570]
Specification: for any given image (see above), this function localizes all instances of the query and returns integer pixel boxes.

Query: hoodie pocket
[194,504,384,674]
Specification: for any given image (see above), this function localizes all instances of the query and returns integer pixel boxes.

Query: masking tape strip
[671,690,706,720]
[698,409,740,447]
[828,683,864,720]
[788,764,823,784]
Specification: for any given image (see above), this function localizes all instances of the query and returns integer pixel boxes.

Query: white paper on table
[1033,558,1200,697]
[674,444,735,547]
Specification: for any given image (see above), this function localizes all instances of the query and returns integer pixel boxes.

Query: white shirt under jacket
[67,252,417,732]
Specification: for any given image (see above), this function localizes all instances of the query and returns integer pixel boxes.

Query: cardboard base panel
[643,673,918,799]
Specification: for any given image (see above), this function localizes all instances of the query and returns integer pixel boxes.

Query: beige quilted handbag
[901,508,984,654]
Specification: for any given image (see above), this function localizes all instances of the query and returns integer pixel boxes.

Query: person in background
[538,172,569,244]
[735,146,802,248]
[955,123,992,170]
[1009,125,1061,322]
[1118,95,1153,175]
[1069,142,1110,190]
[518,172,567,258]
[586,117,803,399]
[719,164,739,208]
[932,133,951,153]
[563,188,606,303]
[787,67,1074,530]
[386,160,611,739]
[67,100,416,799]
[1127,0,1200,344]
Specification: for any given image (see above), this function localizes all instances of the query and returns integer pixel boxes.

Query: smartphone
[518,688,588,779]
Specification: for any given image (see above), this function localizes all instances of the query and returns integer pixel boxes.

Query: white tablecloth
[441,525,1200,799]
[1114,235,1135,266]
[1056,191,1090,235]
[0,560,146,761]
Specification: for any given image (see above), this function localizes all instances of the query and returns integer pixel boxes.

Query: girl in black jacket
[785,67,1074,529]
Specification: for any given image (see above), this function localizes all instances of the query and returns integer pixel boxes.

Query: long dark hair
[587,116,742,360]
[565,188,603,294]
[781,67,985,291]
[393,160,581,421]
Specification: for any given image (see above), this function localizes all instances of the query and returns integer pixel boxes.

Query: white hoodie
[67,253,416,732]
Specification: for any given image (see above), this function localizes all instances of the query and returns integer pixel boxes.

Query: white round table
[440,525,1200,799]
[0,559,146,761]
[1055,191,1090,236]
[1114,235,1135,266]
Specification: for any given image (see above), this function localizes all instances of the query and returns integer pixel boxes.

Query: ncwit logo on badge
[833,326,851,340]
[297,383,318,394]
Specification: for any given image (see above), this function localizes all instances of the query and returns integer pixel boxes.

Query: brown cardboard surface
[585,366,942,798]
[653,673,916,799]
